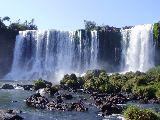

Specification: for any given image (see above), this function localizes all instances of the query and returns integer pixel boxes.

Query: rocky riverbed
[0,81,160,120]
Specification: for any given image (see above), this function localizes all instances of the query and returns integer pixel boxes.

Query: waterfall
[5,30,99,81]
[121,24,155,72]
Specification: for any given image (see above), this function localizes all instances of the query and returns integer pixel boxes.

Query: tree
[2,16,10,22]
[84,20,96,31]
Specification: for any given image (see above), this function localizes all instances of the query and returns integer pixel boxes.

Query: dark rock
[138,98,148,104]
[54,92,59,96]
[61,94,73,100]
[36,88,58,95]
[46,99,88,112]
[90,93,106,100]
[16,84,33,90]
[23,85,33,90]
[149,98,160,104]
[0,109,23,120]
[53,98,63,103]
[25,93,49,109]
[2,84,14,89]
[100,102,112,112]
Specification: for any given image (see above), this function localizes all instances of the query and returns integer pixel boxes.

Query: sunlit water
[0,81,160,120]
[0,81,102,120]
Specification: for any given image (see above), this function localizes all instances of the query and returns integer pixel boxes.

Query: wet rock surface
[25,93,88,112]
[24,93,49,109]
[36,88,58,95]
[2,84,14,89]
[84,93,127,115]
[46,99,88,112]
[16,84,33,90]
[0,109,23,120]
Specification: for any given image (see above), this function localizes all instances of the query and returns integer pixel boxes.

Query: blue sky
[1,0,160,30]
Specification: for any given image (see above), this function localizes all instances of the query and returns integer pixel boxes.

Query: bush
[60,73,79,88]
[33,78,52,90]
[83,73,114,93]
[156,89,160,99]
[84,69,106,80]
[109,73,128,92]
[134,75,149,86]
[123,105,160,120]
[121,79,135,92]
[132,85,157,99]
[146,66,160,76]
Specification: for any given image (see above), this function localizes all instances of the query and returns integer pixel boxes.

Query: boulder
[0,109,23,120]
[2,84,14,89]
[24,93,49,109]
[36,88,58,95]
[46,99,88,112]
[61,94,73,100]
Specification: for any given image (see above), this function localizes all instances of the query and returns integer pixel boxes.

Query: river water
[0,80,103,120]
[0,80,160,120]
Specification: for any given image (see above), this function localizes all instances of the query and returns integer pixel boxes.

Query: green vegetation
[60,66,160,100]
[33,78,59,94]
[123,105,160,120]
[60,73,85,88]
[132,85,157,99]
[83,72,114,93]
[146,66,160,76]
[84,20,96,31]
[153,23,159,40]
[0,16,38,31]
[33,78,52,90]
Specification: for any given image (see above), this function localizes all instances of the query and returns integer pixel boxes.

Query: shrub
[121,79,135,92]
[123,105,160,120]
[132,85,157,99]
[84,69,106,80]
[156,89,160,99]
[60,73,79,88]
[146,66,160,76]
[134,75,149,86]
[33,78,52,90]
[109,73,128,92]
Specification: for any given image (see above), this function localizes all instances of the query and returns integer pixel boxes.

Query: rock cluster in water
[24,93,88,112]
[0,109,23,120]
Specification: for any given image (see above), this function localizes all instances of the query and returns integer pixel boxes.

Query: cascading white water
[121,24,155,72]
[5,30,99,81]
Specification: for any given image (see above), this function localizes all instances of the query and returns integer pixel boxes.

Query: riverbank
[1,67,160,119]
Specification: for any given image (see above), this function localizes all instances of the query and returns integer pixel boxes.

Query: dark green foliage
[33,78,52,90]
[134,75,149,86]
[84,72,114,93]
[132,85,157,99]
[84,20,96,31]
[146,66,160,76]
[122,74,154,93]
[156,89,160,99]
[2,16,10,21]
[0,16,37,31]
[123,105,160,120]
[109,73,128,92]
[84,69,106,80]
[153,23,159,40]
[60,73,79,88]
[121,79,135,92]
[77,77,85,87]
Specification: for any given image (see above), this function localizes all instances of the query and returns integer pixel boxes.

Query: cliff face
[98,30,121,72]
[0,29,18,78]
[1,26,160,79]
